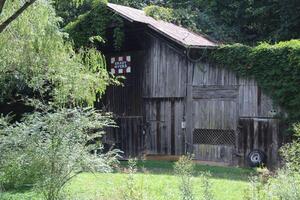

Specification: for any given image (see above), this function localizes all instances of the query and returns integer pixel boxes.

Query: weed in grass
[174,155,195,200]
[119,159,148,200]
[199,172,214,200]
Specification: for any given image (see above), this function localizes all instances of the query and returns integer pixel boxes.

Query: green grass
[0,161,255,200]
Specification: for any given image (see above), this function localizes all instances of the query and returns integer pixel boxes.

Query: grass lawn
[1,161,255,200]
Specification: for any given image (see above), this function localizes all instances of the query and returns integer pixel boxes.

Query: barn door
[192,86,238,164]
[144,99,185,155]
[106,116,144,158]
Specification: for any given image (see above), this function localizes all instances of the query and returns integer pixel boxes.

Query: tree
[0,0,86,33]
[0,0,112,107]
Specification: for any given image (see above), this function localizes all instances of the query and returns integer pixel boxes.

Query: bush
[244,169,300,200]
[0,107,119,200]
[280,123,300,171]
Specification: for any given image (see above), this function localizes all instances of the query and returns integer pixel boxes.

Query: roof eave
[107,5,135,23]
[107,3,219,49]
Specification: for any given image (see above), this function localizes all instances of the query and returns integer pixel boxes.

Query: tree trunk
[0,0,37,33]
[0,0,7,15]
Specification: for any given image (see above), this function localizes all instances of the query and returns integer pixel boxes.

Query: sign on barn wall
[110,56,131,75]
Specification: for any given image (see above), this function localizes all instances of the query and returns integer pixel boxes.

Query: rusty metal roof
[107,3,218,48]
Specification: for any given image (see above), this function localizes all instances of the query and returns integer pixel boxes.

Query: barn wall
[143,35,187,155]
[104,51,144,116]
[103,31,281,167]
[143,34,187,98]
[191,62,281,165]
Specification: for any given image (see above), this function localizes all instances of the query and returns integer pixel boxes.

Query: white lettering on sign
[110,56,131,75]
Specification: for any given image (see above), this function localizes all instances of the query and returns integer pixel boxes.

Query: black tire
[247,150,266,167]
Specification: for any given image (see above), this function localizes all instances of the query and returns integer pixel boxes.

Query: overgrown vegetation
[0,1,120,200]
[174,155,195,200]
[0,107,119,199]
[280,124,300,170]
[119,159,146,200]
[0,0,112,107]
[243,124,300,200]
[208,40,300,127]
[63,0,124,49]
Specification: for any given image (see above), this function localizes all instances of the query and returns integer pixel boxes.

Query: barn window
[193,129,235,145]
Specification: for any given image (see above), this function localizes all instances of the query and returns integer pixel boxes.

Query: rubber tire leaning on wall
[247,150,266,167]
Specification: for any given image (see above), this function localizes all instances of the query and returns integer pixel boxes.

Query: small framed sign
[110,56,131,75]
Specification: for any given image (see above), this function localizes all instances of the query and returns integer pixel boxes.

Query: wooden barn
[100,3,284,168]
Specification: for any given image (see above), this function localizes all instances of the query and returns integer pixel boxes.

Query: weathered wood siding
[104,51,144,116]
[143,35,186,155]
[107,117,144,158]
[191,63,280,165]
[237,118,281,168]
[143,35,187,98]
[144,99,185,155]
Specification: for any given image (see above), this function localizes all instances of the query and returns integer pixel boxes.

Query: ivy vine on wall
[209,40,300,129]
[64,0,124,50]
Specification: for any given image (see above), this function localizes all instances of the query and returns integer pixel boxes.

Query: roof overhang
[107,3,219,49]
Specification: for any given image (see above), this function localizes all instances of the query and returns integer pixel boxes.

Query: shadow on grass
[117,160,256,181]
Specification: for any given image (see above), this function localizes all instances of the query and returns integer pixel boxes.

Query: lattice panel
[193,129,235,145]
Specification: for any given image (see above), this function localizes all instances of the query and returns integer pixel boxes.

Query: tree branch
[0,0,37,33]
[0,0,7,15]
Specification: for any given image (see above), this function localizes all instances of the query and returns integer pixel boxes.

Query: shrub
[244,169,300,200]
[174,155,195,200]
[0,107,119,200]
[280,123,300,171]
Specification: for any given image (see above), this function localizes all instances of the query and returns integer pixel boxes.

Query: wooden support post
[186,84,193,154]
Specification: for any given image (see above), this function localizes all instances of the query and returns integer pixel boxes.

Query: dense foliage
[63,0,124,49]
[209,40,300,126]
[0,2,119,198]
[0,107,119,199]
[0,0,111,106]
[280,124,300,170]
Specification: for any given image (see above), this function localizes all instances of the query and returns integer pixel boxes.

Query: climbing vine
[64,0,124,50]
[209,40,300,128]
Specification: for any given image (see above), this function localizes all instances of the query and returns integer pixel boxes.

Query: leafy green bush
[280,123,300,171]
[244,169,300,200]
[0,107,119,200]
[210,40,300,127]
